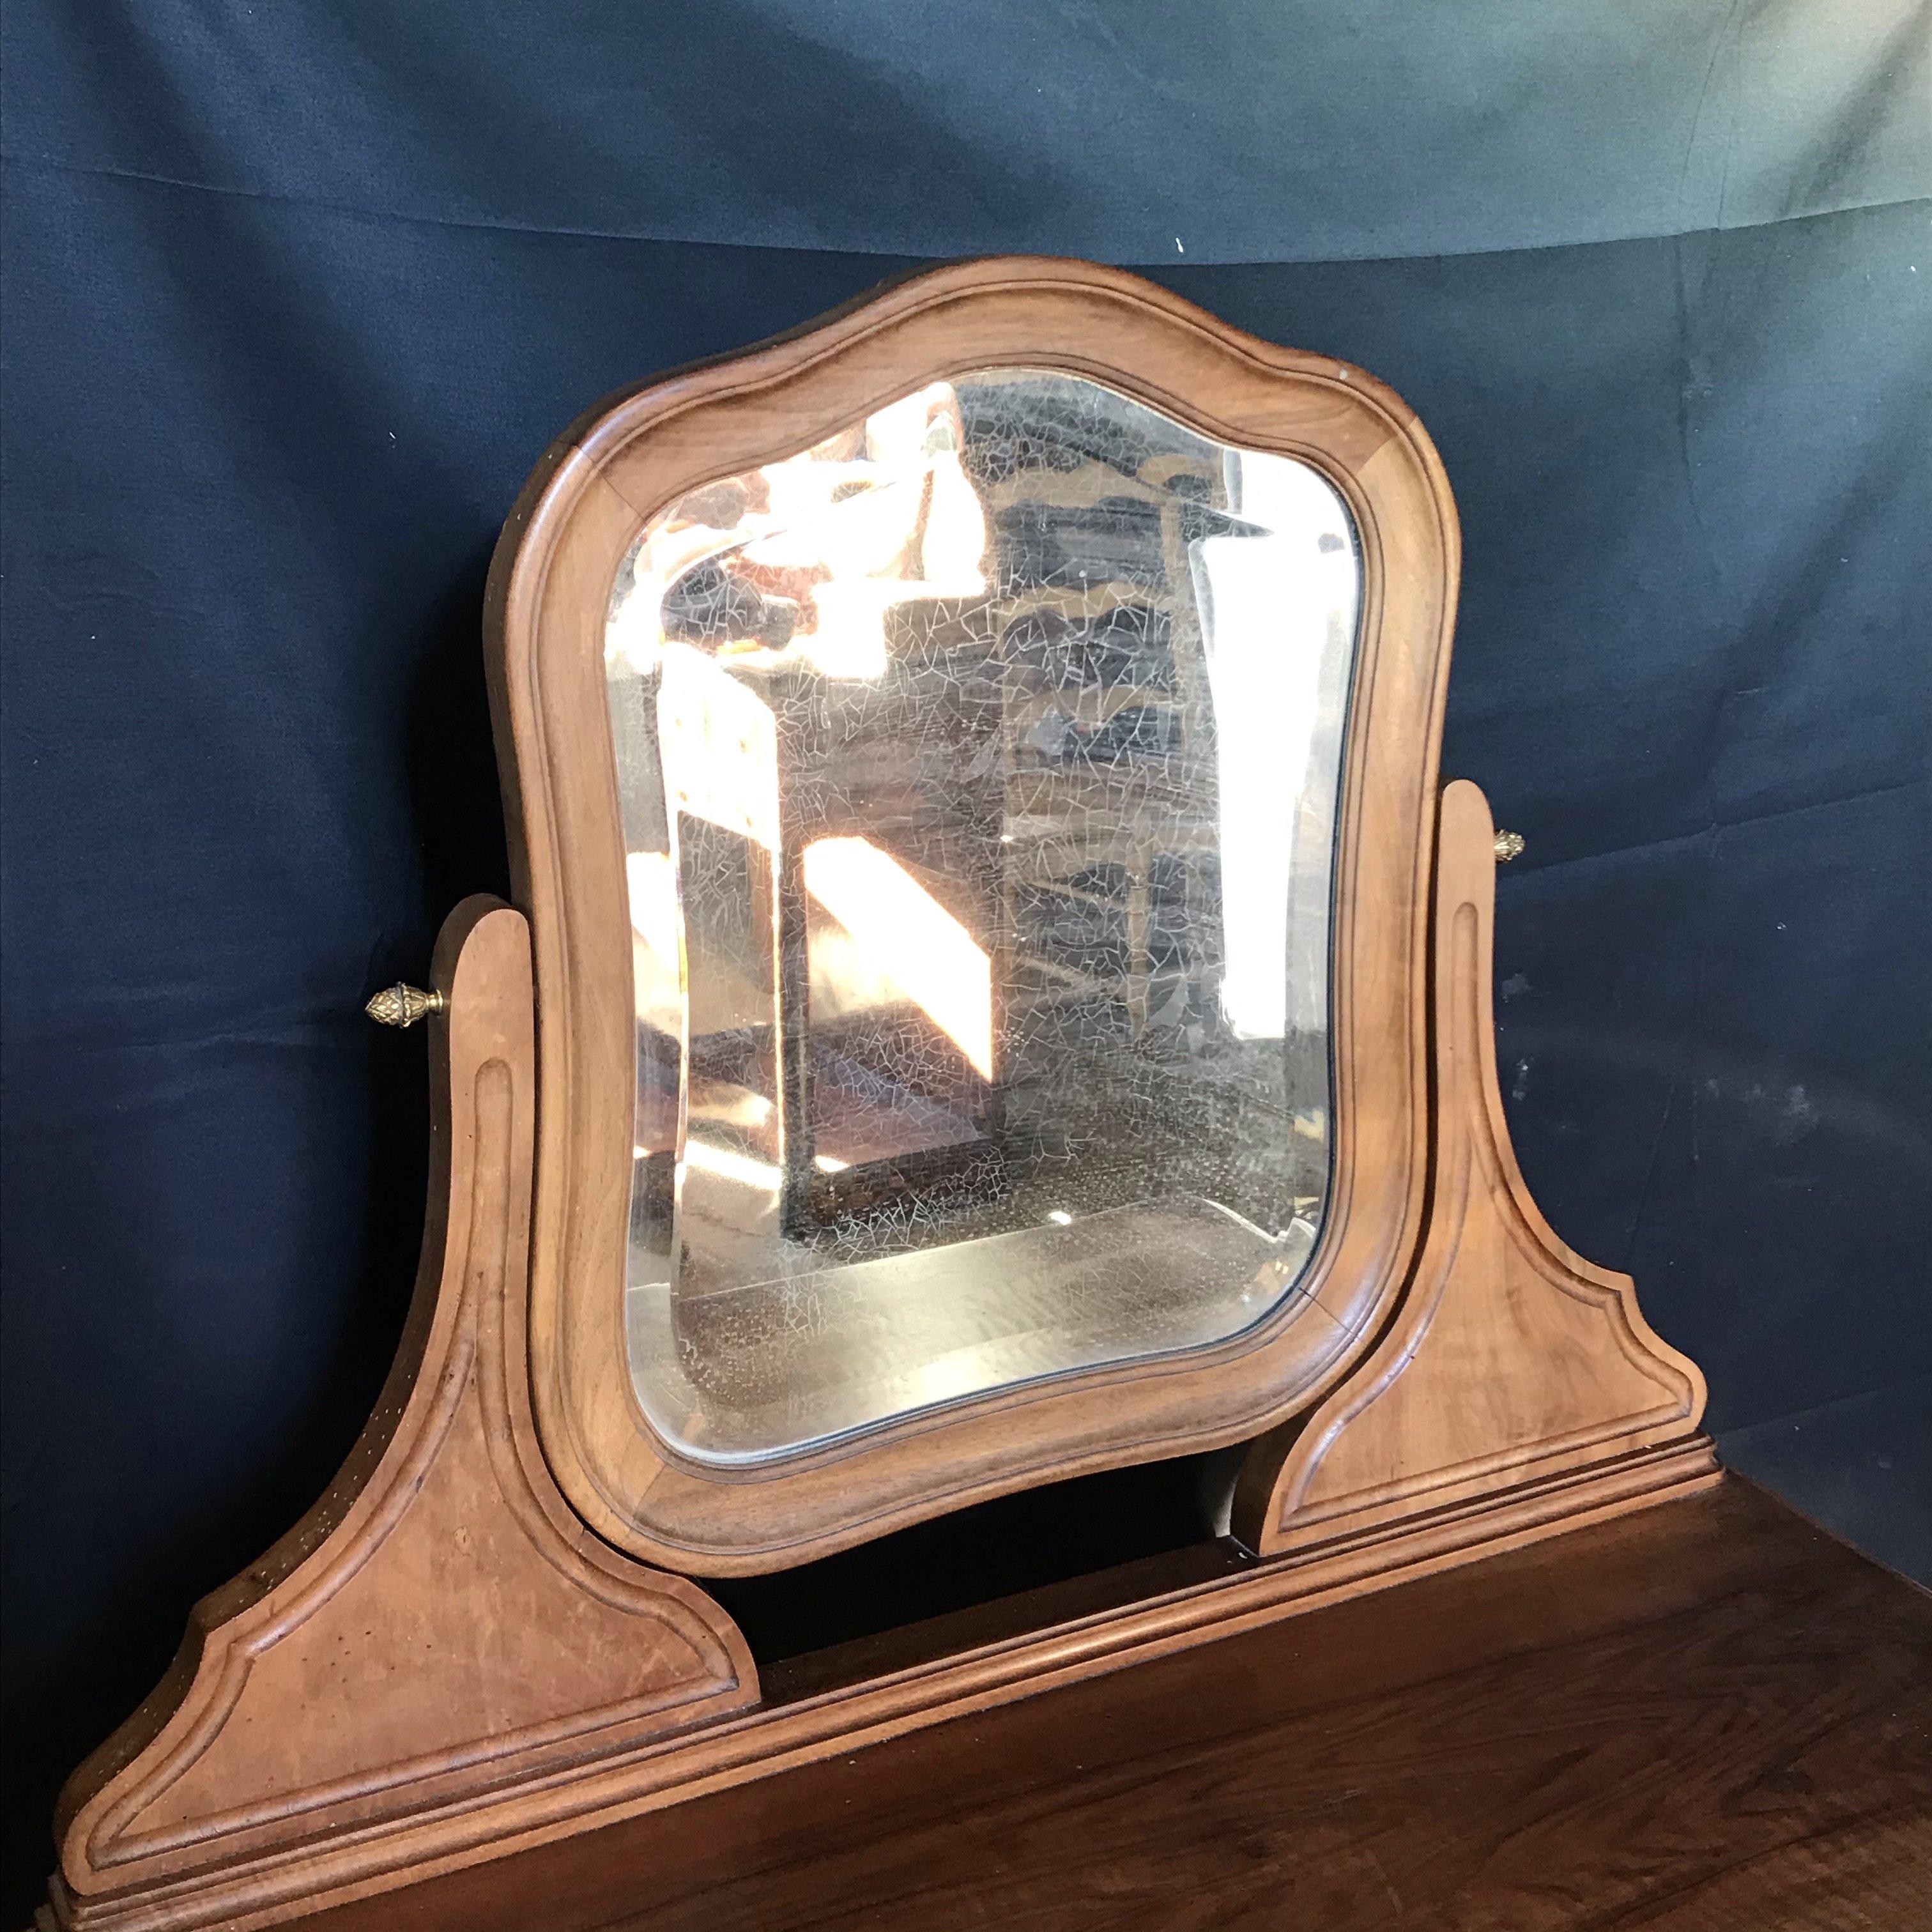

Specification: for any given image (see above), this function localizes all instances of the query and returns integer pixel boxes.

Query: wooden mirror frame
[487,257,1462,1574]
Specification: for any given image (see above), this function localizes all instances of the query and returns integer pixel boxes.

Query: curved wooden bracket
[1233,781,1716,1556]
[49,900,756,1932]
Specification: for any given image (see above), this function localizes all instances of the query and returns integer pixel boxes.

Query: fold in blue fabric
[7,0,1929,261]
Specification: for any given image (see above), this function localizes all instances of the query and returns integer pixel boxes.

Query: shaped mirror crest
[603,369,1360,1463]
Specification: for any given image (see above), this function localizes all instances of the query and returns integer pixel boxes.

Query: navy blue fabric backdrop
[4,3,1929,1906]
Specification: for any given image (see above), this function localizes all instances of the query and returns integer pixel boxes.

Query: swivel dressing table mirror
[47,260,1719,1932]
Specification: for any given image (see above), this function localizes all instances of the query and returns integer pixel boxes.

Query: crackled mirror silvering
[604,371,1360,1462]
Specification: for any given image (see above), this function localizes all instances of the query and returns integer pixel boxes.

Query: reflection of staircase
[986,446,1226,1048]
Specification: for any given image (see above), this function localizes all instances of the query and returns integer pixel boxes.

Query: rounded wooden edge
[486,256,1462,1574]
[1437,781,1708,1425]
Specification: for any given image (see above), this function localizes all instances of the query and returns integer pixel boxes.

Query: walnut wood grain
[1234,779,1716,1551]
[47,901,756,1932]
[291,1477,1932,1932]
[486,255,1464,1575]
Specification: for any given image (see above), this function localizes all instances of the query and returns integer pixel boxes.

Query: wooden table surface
[314,1476,1932,1932]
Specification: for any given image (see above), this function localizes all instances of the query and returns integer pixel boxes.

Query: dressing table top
[299,1476,1931,1932]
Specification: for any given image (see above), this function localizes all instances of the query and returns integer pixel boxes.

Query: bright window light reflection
[607,381,988,685]
[626,849,683,1037]
[656,644,781,848]
[1192,454,1357,1040]
[625,850,679,959]
[802,836,995,1079]
[680,1139,784,1192]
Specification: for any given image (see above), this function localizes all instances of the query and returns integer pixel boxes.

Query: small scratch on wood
[1365,1844,1404,1915]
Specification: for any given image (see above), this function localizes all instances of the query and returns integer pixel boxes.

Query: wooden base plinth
[45,1441,1722,1932]
[296,1477,1932,1932]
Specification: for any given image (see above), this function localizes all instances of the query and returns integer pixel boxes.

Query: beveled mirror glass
[603,370,1360,1463]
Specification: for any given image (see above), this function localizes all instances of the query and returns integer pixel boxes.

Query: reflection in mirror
[604,371,1360,1462]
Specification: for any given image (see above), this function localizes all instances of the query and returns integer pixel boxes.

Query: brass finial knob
[1493,830,1526,863]
[365,984,446,1029]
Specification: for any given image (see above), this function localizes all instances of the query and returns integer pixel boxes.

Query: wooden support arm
[48,899,755,1932]
[1234,780,1715,1556]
